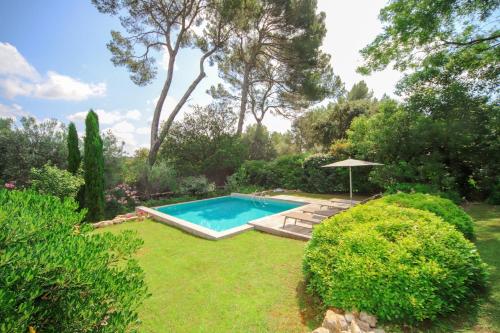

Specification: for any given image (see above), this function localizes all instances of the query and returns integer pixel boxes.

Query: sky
[0,0,402,153]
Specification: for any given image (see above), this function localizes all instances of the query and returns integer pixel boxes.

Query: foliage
[30,164,84,200]
[179,176,216,196]
[160,103,246,184]
[359,0,499,96]
[104,183,139,219]
[213,0,338,135]
[270,154,306,190]
[486,180,500,205]
[382,193,475,239]
[93,0,243,165]
[385,182,462,204]
[102,130,126,190]
[304,200,488,323]
[242,124,276,161]
[66,122,81,175]
[292,82,377,151]
[0,189,147,332]
[83,110,105,222]
[301,153,378,194]
[0,117,67,186]
[346,80,373,101]
[347,95,499,200]
[271,131,300,156]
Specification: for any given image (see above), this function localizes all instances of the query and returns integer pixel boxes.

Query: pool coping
[135,193,309,240]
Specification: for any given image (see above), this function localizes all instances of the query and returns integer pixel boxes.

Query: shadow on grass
[296,280,325,330]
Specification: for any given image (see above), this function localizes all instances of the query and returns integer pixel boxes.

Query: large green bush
[0,190,148,332]
[30,164,84,200]
[382,193,474,239]
[179,176,216,196]
[384,181,461,204]
[303,201,487,323]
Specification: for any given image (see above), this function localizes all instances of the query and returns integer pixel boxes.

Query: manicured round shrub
[303,201,487,323]
[381,192,474,239]
[0,190,148,332]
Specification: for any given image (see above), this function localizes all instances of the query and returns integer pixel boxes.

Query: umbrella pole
[349,166,352,206]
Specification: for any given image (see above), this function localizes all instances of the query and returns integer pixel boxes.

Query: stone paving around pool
[249,195,336,241]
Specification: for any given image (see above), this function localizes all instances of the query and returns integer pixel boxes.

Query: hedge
[303,200,488,323]
[381,193,475,239]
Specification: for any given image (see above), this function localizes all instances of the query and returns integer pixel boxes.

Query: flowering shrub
[4,181,15,190]
[105,183,139,219]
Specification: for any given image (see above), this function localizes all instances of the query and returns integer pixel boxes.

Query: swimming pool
[155,196,302,231]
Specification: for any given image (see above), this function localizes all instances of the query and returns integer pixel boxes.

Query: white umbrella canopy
[322,158,383,205]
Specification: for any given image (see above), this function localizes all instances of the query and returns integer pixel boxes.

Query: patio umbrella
[322,158,383,206]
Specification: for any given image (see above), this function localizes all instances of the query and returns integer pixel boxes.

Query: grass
[98,198,499,333]
[463,203,500,332]
[98,221,323,333]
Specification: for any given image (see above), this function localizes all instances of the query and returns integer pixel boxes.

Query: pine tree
[83,110,105,222]
[67,122,81,174]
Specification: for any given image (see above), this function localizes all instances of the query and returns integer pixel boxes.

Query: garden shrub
[302,154,377,193]
[269,154,306,189]
[303,200,487,323]
[384,181,462,204]
[486,180,500,205]
[382,193,475,239]
[179,176,216,196]
[30,164,84,200]
[0,189,148,332]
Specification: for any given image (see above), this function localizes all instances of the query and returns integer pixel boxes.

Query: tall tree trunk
[148,48,217,166]
[150,53,176,148]
[236,63,252,136]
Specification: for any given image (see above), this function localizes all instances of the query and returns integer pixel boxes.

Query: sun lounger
[299,206,341,217]
[319,193,383,209]
[281,211,325,228]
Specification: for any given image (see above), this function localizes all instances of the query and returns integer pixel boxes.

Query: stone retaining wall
[92,211,149,228]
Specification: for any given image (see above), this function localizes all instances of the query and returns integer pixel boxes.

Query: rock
[372,329,385,333]
[349,320,363,333]
[344,312,354,324]
[312,327,330,333]
[355,318,371,332]
[323,310,348,332]
[359,312,377,328]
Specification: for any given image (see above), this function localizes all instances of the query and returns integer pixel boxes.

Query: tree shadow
[295,280,326,330]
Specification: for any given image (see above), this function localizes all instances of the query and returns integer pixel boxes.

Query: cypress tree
[83,110,105,222]
[67,122,81,174]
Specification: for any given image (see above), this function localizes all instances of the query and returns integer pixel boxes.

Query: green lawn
[98,201,499,333]
[98,221,322,333]
[463,203,500,332]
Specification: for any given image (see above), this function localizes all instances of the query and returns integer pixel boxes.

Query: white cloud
[0,42,106,101]
[125,109,142,120]
[0,42,39,80]
[0,102,30,119]
[67,108,151,153]
[67,108,144,125]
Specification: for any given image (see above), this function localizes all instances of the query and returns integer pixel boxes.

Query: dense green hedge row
[227,153,379,194]
[303,194,487,324]
[0,190,147,332]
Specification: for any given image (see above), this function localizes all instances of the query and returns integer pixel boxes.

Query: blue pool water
[155,196,303,232]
